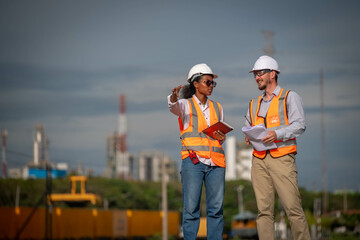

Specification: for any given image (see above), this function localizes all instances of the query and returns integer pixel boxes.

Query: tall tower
[115,94,130,179]
[262,30,275,57]
[320,69,328,214]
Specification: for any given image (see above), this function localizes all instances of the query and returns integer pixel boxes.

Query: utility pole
[237,185,244,213]
[320,68,328,215]
[2,129,8,178]
[314,198,322,239]
[343,186,348,214]
[45,164,52,240]
[162,153,168,240]
[15,184,21,216]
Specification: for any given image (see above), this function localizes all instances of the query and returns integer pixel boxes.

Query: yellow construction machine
[48,176,101,207]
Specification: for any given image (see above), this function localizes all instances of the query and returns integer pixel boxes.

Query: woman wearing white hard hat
[167,63,226,240]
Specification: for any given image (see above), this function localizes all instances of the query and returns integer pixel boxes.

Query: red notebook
[202,120,234,139]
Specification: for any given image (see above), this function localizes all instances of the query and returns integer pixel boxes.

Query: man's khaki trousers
[251,153,311,240]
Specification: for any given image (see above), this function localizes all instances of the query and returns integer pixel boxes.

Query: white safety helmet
[249,55,280,74]
[187,63,218,83]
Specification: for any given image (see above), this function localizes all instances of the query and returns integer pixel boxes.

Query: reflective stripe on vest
[249,88,297,159]
[181,145,225,154]
[179,97,225,167]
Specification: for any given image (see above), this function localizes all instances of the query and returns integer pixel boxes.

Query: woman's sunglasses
[201,80,217,87]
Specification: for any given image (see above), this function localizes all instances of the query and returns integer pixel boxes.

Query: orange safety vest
[249,88,297,159]
[179,97,226,167]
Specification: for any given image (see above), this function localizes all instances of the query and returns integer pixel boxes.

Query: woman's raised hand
[170,85,184,103]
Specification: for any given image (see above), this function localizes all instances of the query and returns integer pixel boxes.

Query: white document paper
[241,123,277,151]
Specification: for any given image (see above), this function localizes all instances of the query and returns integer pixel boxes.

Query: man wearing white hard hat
[168,63,227,240]
[244,56,311,240]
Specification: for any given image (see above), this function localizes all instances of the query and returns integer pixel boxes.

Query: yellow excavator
[48,176,101,207]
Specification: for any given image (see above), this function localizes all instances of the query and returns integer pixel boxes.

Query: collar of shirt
[261,85,281,102]
[192,94,209,110]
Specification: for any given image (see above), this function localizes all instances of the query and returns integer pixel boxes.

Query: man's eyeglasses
[253,69,272,78]
[202,80,217,87]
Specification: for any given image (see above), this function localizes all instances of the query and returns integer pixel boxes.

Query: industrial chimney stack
[115,94,130,179]
[33,125,50,166]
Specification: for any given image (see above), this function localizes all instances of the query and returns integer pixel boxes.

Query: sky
[1,0,359,192]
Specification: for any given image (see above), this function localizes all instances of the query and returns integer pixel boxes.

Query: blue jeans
[180,157,225,240]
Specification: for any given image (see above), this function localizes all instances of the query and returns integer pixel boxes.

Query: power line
[5,150,33,165]
[7,149,33,159]
[6,149,71,165]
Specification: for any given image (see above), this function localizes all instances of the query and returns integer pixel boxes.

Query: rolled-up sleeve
[167,95,190,128]
[167,94,182,117]
[275,91,306,141]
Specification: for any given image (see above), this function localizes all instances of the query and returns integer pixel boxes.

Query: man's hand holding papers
[241,123,277,151]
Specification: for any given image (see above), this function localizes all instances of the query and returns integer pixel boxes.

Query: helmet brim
[187,73,218,82]
[249,69,280,74]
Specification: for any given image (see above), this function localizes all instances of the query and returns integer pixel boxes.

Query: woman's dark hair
[180,76,201,99]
